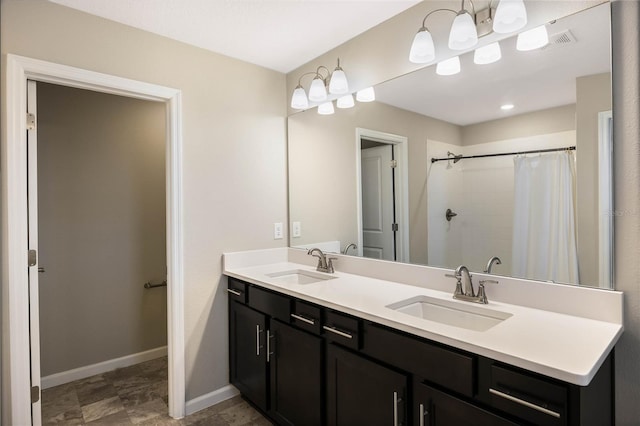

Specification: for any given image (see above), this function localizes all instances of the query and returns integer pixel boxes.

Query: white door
[27,79,43,425]
[361,145,396,260]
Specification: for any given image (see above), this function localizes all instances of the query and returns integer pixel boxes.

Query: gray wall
[37,82,167,376]
[1,0,287,410]
[611,1,640,424]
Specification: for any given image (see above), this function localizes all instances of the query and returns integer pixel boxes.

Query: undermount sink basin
[386,295,512,332]
[266,269,337,285]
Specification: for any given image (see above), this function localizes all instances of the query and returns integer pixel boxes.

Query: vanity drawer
[227,277,247,304]
[488,364,567,426]
[248,286,291,322]
[323,310,361,350]
[291,300,322,335]
[362,322,475,398]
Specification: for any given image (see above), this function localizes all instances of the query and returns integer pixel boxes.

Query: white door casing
[4,54,185,425]
[27,80,43,426]
[355,128,410,263]
[361,145,395,260]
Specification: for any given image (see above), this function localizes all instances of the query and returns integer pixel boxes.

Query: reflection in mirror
[288,3,613,289]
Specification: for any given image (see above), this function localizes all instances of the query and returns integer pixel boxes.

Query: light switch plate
[292,221,301,238]
[274,222,283,240]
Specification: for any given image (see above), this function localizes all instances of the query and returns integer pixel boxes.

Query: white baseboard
[185,385,240,416]
[41,346,168,389]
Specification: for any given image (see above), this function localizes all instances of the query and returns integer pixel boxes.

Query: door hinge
[28,249,37,267]
[390,160,397,168]
[392,223,399,232]
[31,385,40,403]
[27,113,36,131]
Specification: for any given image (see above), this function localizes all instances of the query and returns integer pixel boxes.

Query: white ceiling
[48,0,420,73]
[375,3,611,126]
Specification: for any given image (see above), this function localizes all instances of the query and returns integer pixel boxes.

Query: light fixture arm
[296,71,320,87]
[420,8,457,29]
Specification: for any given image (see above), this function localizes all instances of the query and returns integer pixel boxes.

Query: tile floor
[42,357,272,425]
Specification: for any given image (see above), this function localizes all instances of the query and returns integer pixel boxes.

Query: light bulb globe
[290,86,309,109]
[409,28,435,64]
[318,101,335,115]
[493,0,527,34]
[516,25,548,51]
[337,94,355,109]
[308,77,327,102]
[356,87,375,102]
[436,56,461,76]
[448,12,478,50]
[474,42,502,65]
[329,68,349,95]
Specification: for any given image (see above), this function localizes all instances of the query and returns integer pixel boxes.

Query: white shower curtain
[511,152,579,284]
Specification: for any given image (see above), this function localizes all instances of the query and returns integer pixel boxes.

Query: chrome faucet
[307,248,336,273]
[484,256,502,274]
[343,243,357,255]
[446,265,499,304]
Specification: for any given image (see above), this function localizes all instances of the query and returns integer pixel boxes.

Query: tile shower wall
[427,131,576,274]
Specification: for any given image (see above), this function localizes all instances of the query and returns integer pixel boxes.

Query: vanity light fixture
[474,42,502,64]
[409,0,529,65]
[337,94,355,109]
[516,25,549,51]
[356,87,376,102]
[318,101,335,115]
[436,56,461,76]
[290,58,350,109]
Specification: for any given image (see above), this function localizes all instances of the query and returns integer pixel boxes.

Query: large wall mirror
[288,2,613,289]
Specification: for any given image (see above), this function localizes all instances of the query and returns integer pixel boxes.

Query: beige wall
[461,104,576,145]
[576,73,612,286]
[1,0,287,405]
[288,101,460,265]
[611,1,640,424]
[37,82,167,376]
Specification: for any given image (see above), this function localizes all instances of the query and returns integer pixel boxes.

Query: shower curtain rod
[430,146,576,163]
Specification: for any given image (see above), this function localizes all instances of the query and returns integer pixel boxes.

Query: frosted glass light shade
[329,68,349,95]
[516,25,548,51]
[436,56,461,76]
[356,87,375,102]
[337,94,355,109]
[493,0,527,34]
[409,29,435,64]
[290,86,309,109]
[318,101,335,115]
[474,42,502,64]
[308,77,328,102]
[448,12,478,50]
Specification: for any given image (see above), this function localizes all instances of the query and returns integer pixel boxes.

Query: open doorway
[33,81,169,423]
[356,128,410,263]
[4,55,185,425]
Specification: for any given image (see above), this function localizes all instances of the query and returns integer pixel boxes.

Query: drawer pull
[323,325,353,339]
[291,313,316,325]
[267,330,274,363]
[489,388,561,419]
[256,325,263,356]
[419,403,428,426]
[393,391,399,426]
[227,288,242,296]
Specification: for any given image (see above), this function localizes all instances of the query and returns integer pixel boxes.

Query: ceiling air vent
[542,29,577,50]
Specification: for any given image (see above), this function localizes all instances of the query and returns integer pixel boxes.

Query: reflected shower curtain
[511,152,579,284]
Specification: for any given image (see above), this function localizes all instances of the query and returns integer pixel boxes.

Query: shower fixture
[448,151,463,163]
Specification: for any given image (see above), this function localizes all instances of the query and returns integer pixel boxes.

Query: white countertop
[223,249,623,386]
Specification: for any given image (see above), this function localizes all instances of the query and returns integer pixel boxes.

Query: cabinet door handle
[322,325,353,339]
[393,391,402,426]
[227,288,242,296]
[489,388,561,419]
[266,330,274,363]
[419,403,429,426]
[256,325,263,356]
[291,313,315,325]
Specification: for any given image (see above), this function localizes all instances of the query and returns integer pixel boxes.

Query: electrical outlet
[292,221,302,238]
[274,222,283,239]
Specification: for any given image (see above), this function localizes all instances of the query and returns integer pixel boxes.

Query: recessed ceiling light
[501,104,515,110]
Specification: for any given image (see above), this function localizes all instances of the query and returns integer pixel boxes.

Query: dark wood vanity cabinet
[227,277,614,426]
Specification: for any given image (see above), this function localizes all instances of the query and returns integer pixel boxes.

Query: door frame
[3,54,186,423]
[355,128,410,263]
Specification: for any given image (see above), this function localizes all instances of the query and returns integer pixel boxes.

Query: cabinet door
[327,344,408,426]
[229,300,268,412]
[270,320,323,426]
[414,382,517,426]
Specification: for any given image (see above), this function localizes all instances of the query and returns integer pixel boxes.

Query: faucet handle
[445,273,457,279]
[326,257,337,273]
[479,279,499,285]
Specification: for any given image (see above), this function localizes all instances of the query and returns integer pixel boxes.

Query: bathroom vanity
[223,248,622,426]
